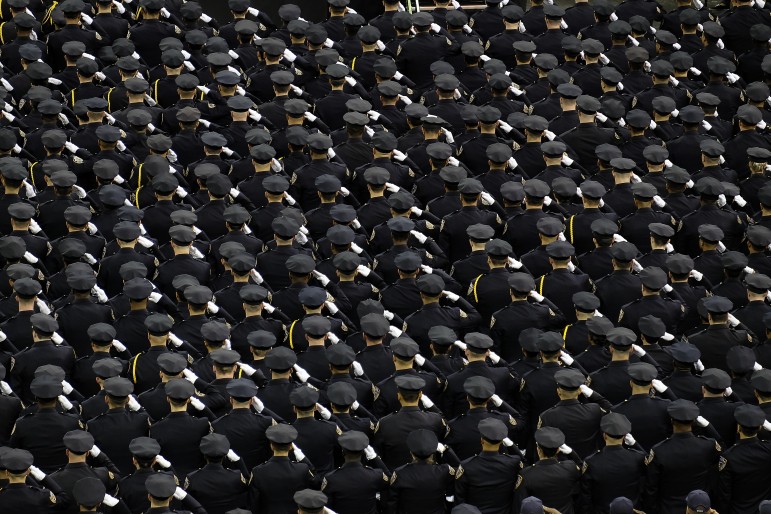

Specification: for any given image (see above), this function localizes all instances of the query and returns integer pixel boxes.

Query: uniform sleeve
[642,449,660,514]
[716,455,731,514]
[454,464,467,505]
[579,460,594,514]
[385,471,400,514]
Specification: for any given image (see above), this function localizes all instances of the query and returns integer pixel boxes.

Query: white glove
[206,301,220,315]
[29,465,46,481]
[559,350,574,366]
[350,242,364,255]
[344,76,357,87]
[52,332,64,345]
[651,379,667,393]
[410,230,428,244]
[480,192,495,206]
[632,344,646,357]
[764,420,771,432]
[249,269,264,285]
[529,291,545,303]
[755,362,764,371]
[103,494,119,507]
[385,182,400,193]
[127,395,141,412]
[696,415,709,428]
[356,265,371,277]
[237,362,257,377]
[325,301,339,315]
[388,325,403,337]
[420,265,433,275]
[0,381,12,395]
[35,299,51,315]
[398,94,412,105]
[173,487,187,500]
[410,206,423,217]
[282,49,297,63]
[489,352,501,364]
[436,442,447,453]
[28,218,41,234]
[89,445,101,457]
[313,270,331,287]
[454,341,468,351]
[559,444,572,454]
[420,395,434,409]
[292,443,306,461]
[430,22,441,33]
[137,236,155,249]
[442,128,455,144]
[490,394,503,407]
[304,112,317,122]
[352,361,364,377]
[414,354,426,367]
[293,364,310,383]
[364,445,377,460]
[507,257,523,269]
[182,369,199,384]
[727,313,740,327]
[251,396,265,413]
[58,395,73,411]
[695,359,705,372]
[624,434,636,446]
[155,455,171,468]
[653,195,667,208]
[725,387,733,397]
[442,291,460,302]
[224,449,240,461]
[580,384,594,398]
[61,380,73,395]
[247,7,259,16]
[316,403,332,420]
[189,397,205,411]
[168,333,184,347]
[263,303,276,314]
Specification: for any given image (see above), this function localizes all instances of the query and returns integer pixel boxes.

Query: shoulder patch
[455,465,463,479]
[719,456,727,471]
[645,449,654,465]
[390,471,397,484]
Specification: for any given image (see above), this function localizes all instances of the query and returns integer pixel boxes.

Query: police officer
[373,375,447,470]
[580,413,646,514]
[248,424,315,513]
[516,427,582,514]
[183,433,249,513]
[539,368,612,458]
[642,399,722,514]
[455,418,524,514]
